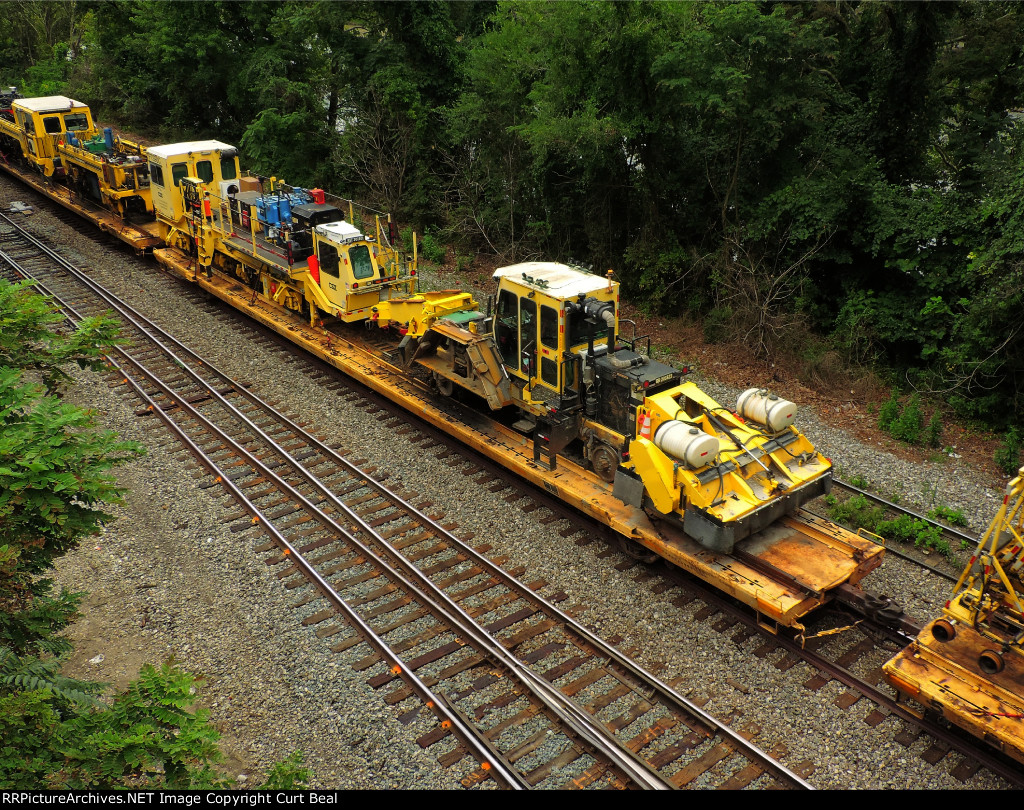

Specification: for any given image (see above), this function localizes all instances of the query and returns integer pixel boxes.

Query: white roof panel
[493,262,614,296]
[14,96,87,113]
[315,220,363,242]
[146,140,237,159]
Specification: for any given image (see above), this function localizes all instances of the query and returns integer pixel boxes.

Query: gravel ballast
[1,179,1014,790]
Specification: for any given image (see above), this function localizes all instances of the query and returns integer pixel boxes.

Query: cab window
[540,305,558,349]
[64,113,89,131]
[495,289,518,370]
[171,163,188,187]
[520,298,537,375]
[349,245,374,280]
[150,164,165,187]
[319,243,339,277]
[43,116,62,134]
[22,114,34,134]
[220,156,237,180]
[195,160,214,184]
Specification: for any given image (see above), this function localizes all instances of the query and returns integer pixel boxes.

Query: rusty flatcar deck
[154,246,884,631]
[0,160,163,251]
[885,620,1024,766]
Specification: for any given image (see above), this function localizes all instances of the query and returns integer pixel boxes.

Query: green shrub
[420,228,447,265]
[995,427,1023,476]
[826,494,884,534]
[891,393,924,444]
[929,505,967,527]
[877,392,901,432]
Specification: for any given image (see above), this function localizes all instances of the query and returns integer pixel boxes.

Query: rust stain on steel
[885,619,1024,766]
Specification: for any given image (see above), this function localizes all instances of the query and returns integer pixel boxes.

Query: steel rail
[833,478,976,545]
[0,239,533,789]
[662,558,1024,788]
[1,231,668,788]
[0,211,811,788]
[0,215,815,790]
[0,260,530,791]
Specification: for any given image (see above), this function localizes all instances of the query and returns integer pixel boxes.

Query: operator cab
[312,220,412,322]
[147,141,240,224]
[492,262,618,401]
[10,96,96,176]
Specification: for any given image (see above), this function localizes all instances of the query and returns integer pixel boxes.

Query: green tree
[0,280,140,657]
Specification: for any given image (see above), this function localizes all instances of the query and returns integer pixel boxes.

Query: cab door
[494,288,520,375]
[519,297,538,382]
[537,303,561,392]
[316,240,346,310]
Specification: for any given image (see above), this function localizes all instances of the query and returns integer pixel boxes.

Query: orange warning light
[481,762,492,771]
[441,720,451,730]
[391,666,401,675]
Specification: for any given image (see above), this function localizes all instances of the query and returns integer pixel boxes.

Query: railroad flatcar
[0,95,884,630]
[885,467,1024,765]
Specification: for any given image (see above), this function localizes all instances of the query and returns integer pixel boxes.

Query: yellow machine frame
[622,383,832,552]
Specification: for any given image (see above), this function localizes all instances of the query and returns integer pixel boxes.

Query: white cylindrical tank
[736,388,797,433]
[653,421,720,469]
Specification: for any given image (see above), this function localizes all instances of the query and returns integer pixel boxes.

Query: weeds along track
[0,212,815,790]
[831,478,974,581]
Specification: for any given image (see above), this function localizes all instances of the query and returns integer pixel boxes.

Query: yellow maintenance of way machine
[0,92,884,631]
[885,467,1024,765]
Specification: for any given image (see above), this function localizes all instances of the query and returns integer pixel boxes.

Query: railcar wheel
[617,536,658,563]
[979,649,1005,675]
[433,372,454,397]
[589,442,618,483]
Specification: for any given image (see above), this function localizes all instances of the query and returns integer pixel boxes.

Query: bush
[420,228,447,265]
[891,393,923,444]
[995,427,1023,476]
[929,505,968,527]
[826,494,884,534]
[702,305,734,344]
[877,392,901,432]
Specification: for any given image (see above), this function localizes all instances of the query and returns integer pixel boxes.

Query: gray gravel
[2,177,1015,790]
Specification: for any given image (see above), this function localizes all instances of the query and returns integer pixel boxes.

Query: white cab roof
[14,96,87,113]
[494,262,615,296]
[146,141,237,159]
[315,220,364,243]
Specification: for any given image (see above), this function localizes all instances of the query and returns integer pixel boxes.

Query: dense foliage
[0,279,308,787]
[3,1,1024,429]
